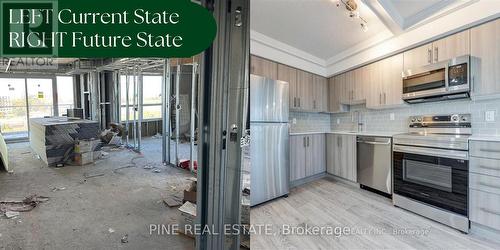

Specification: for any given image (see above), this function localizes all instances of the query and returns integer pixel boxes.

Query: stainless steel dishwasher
[357,136,392,195]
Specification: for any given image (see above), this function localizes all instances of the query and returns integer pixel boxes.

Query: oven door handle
[393,145,468,160]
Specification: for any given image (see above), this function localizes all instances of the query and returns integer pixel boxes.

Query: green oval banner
[0,0,217,57]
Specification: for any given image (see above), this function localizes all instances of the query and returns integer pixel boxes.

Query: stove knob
[451,115,459,122]
[411,118,416,123]
[461,116,468,122]
[416,117,422,122]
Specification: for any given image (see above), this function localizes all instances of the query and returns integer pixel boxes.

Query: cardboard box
[74,139,100,153]
[183,190,197,204]
[178,201,196,238]
[74,152,94,165]
[75,141,91,153]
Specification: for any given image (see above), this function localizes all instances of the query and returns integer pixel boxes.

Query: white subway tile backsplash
[331,98,500,136]
[290,112,331,133]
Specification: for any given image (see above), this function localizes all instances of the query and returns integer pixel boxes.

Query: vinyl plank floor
[251,178,500,250]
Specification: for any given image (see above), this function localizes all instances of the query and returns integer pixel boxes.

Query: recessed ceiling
[250,0,391,60]
[391,0,444,19]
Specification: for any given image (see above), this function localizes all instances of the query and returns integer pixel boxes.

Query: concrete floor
[0,138,196,249]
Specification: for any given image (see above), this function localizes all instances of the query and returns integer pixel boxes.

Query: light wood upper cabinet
[341,71,355,104]
[326,134,356,182]
[433,30,470,63]
[367,54,405,109]
[328,75,349,113]
[365,60,383,108]
[312,75,328,112]
[250,56,278,80]
[404,31,470,75]
[471,18,500,97]
[277,64,298,109]
[382,54,405,107]
[296,70,313,111]
[403,43,433,75]
[352,67,367,104]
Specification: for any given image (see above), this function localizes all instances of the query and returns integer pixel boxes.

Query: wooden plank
[0,132,10,172]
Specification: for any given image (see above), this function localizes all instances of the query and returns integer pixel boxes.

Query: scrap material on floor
[0,138,196,249]
[29,117,100,166]
[0,132,10,172]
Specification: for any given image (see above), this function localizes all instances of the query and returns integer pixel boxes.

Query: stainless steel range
[393,114,471,233]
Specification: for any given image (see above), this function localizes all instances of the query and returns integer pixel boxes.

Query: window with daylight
[120,75,162,121]
[56,76,74,116]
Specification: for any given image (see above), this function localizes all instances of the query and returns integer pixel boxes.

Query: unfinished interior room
[0,57,249,249]
[0,0,251,248]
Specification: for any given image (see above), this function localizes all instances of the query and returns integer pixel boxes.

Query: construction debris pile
[1,195,50,219]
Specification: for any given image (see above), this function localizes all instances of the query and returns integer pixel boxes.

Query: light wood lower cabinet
[469,139,500,232]
[290,134,326,182]
[326,134,357,182]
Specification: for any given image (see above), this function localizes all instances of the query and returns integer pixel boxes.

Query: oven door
[393,145,468,216]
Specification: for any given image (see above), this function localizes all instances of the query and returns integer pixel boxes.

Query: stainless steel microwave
[402,55,470,104]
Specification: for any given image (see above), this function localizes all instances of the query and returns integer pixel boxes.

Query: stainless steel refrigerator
[250,74,290,206]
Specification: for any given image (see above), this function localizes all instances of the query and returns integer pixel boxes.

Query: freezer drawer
[250,122,289,206]
[357,136,392,194]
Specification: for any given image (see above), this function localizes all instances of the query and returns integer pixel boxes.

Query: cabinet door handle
[384,92,387,104]
[379,93,382,105]
[434,47,439,62]
[307,136,310,147]
[480,207,500,216]
[313,100,316,109]
[480,148,500,153]
[479,165,500,171]
[479,181,500,190]
[303,137,306,148]
[428,48,432,64]
[472,75,475,93]
[298,98,301,108]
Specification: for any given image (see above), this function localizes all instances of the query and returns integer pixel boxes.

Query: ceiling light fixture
[335,0,368,32]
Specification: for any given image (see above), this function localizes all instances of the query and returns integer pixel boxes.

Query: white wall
[251,1,500,77]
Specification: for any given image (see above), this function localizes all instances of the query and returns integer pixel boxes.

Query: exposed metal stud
[125,69,130,146]
[162,59,172,164]
[175,64,181,166]
[190,63,198,172]
[137,67,143,152]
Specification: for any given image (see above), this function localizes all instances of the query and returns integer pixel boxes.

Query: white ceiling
[391,0,444,19]
[251,0,474,63]
[250,0,391,60]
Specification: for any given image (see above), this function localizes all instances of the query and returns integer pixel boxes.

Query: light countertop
[290,131,403,137]
[290,131,500,142]
[469,135,500,142]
